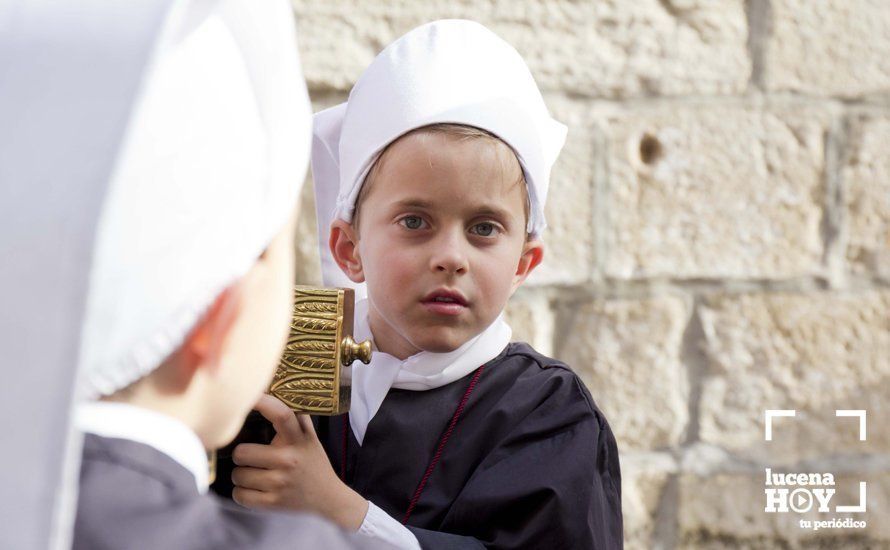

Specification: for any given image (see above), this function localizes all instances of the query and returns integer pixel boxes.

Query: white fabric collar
[346,299,511,444]
[75,402,209,494]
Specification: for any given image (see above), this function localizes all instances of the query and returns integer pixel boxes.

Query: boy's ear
[511,239,544,294]
[179,284,243,380]
[329,219,365,283]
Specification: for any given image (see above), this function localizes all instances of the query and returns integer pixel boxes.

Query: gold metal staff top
[268,286,372,416]
[208,286,372,486]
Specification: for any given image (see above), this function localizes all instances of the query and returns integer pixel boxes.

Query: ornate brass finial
[341,335,372,366]
[268,286,371,416]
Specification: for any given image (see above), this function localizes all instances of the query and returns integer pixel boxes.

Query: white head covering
[78,0,312,397]
[1,2,179,547]
[310,20,563,442]
[2,0,310,546]
[2,2,309,544]
[312,19,567,302]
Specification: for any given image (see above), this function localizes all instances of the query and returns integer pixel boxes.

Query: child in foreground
[70,3,383,548]
[231,20,623,549]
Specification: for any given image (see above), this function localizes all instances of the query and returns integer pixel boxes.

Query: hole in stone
[639,133,663,165]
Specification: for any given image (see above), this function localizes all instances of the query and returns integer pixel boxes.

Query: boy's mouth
[421,289,469,316]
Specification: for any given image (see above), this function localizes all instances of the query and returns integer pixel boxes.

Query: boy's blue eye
[401,216,424,229]
[470,222,497,237]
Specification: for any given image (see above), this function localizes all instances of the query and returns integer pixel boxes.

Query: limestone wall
[290,1,890,547]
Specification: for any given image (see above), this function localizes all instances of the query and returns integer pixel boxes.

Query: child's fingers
[232,486,278,510]
[295,414,316,437]
[231,466,284,493]
[232,442,285,469]
[253,394,303,444]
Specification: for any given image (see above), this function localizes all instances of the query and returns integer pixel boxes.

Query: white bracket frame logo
[764,409,867,514]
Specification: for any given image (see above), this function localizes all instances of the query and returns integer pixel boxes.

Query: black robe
[314,342,623,549]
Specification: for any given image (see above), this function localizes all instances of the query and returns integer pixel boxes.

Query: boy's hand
[231,394,369,531]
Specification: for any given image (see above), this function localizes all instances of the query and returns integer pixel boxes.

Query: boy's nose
[430,233,469,275]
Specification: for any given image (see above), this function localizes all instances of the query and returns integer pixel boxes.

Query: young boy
[231,20,623,549]
[70,2,385,548]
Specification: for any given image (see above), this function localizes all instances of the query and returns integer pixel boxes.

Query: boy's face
[337,132,543,359]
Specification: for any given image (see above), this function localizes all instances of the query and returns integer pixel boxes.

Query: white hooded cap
[78,0,312,398]
[1,1,311,546]
[312,19,566,299]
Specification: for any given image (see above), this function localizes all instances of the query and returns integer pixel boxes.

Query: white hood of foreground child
[346,299,511,444]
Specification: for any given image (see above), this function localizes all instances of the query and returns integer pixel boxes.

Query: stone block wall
[290,1,890,547]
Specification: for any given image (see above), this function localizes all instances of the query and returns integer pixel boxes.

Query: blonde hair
[351,123,529,234]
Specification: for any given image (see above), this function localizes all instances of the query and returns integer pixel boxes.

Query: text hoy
[764,469,867,514]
